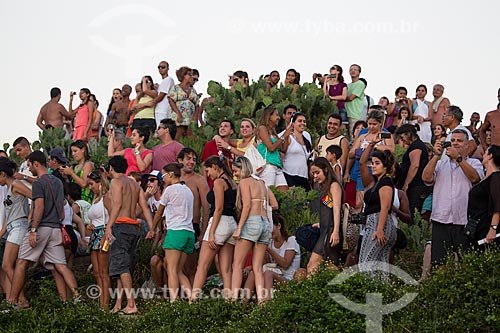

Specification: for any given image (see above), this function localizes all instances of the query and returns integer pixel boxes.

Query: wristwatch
[23,175,29,180]
[226,145,232,151]
[491,225,498,230]
[29,228,37,233]
[134,149,140,155]
[456,155,463,163]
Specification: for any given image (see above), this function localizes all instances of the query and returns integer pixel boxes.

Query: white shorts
[259,164,287,188]
[203,215,237,246]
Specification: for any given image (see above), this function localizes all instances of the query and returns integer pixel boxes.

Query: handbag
[244,140,267,175]
[295,224,320,252]
[341,203,360,252]
[464,217,480,239]
[61,225,72,248]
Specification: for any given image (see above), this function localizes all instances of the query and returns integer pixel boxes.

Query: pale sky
[1,0,498,147]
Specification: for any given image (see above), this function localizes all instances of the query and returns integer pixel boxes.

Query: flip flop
[117,309,138,316]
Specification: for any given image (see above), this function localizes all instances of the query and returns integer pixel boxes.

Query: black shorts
[431,220,471,265]
[109,224,140,278]
[284,173,310,191]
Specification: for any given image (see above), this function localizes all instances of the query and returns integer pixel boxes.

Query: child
[396,106,412,128]
[325,144,343,181]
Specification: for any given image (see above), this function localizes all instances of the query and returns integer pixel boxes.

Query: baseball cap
[49,148,69,164]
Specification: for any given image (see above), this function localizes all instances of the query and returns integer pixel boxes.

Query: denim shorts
[6,218,28,246]
[240,215,271,244]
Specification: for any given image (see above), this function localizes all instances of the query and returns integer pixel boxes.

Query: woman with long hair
[386,87,412,129]
[281,112,312,190]
[256,106,291,191]
[432,124,447,145]
[69,88,94,141]
[108,126,153,175]
[62,140,94,203]
[152,163,195,303]
[323,65,348,124]
[168,66,200,139]
[87,170,111,309]
[131,75,158,135]
[230,156,278,303]
[284,68,300,94]
[468,145,500,248]
[411,84,432,143]
[0,159,31,308]
[191,156,237,300]
[307,157,343,273]
[359,142,397,266]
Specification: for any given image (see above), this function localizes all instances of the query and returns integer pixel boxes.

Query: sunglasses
[148,178,158,183]
[193,77,199,82]
[3,195,12,207]
[157,126,166,130]
[158,66,167,69]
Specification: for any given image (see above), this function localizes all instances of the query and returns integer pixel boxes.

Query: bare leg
[97,251,110,309]
[177,252,191,299]
[150,255,166,289]
[8,259,30,305]
[218,243,234,299]
[120,273,138,314]
[420,242,432,282]
[306,252,324,276]
[111,279,123,313]
[183,250,198,286]
[52,269,69,301]
[2,242,27,305]
[53,264,78,298]
[191,241,218,301]
[252,243,268,303]
[231,239,253,300]
[242,270,255,301]
[165,249,182,303]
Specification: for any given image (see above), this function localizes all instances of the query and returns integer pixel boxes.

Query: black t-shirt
[467,172,500,239]
[364,176,394,215]
[398,138,429,189]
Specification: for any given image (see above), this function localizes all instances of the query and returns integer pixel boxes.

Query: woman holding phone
[323,65,348,124]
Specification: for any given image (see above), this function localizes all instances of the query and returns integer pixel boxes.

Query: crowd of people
[1,61,498,313]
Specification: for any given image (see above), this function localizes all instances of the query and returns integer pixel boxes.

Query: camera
[442,141,452,149]
[350,213,366,225]
[380,132,392,139]
[70,91,76,96]
[329,74,337,78]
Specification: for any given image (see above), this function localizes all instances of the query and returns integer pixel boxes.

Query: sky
[1,0,498,147]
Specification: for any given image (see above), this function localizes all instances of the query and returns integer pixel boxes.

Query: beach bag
[295,224,320,252]
[244,144,266,175]
[341,203,360,252]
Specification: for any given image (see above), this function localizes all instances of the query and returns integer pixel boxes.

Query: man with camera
[422,129,483,266]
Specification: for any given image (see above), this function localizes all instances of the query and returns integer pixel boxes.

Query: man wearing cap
[152,119,184,171]
[48,148,70,185]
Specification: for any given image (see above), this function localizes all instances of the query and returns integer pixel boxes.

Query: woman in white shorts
[230,157,278,303]
[0,159,31,307]
[191,156,237,301]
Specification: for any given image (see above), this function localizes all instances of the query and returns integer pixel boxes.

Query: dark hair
[176,66,192,82]
[447,105,463,122]
[372,149,395,175]
[70,140,90,160]
[434,124,446,137]
[367,110,384,124]
[90,94,99,108]
[258,106,278,137]
[283,104,298,114]
[132,126,150,144]
[88,169,103,182]
[80,88,91,103]
[487,145,500,166]
[13,137,30,148]
[192,69,199,76]
[109,155,128,174]
[326,144,342,159]
[0,159,17,177]
[108,88,121,112]
[395,124,420,140]
[50,87,61,98]
[352,120,367,137]
[359,78,367,87]
[27,150,47,167]
[270,70,279,77]
[163,162,183,178]
[177,147,198,161]
[351,64,361,72]
[65,182,82,201]
[330,65,344,83]
[220,119,235,132]
[160,118,177,139]
[291,112,305,123]
[397,106,412,120]
[286,68,300,84]
[0,150,8,158]
[380,96,390,105]
[328,113,342,125]
[272,213,289,240]
[233,70,248,81]
[368,105,383,111]
[415,84,427,94]
[203,155,233,179]
[311,157,342,198]
[395,86,407,95]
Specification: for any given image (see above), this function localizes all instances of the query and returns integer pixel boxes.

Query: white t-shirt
[155,76,175,119]
[282,135,310,178]
[62,201,73,226]
[269,236,301,281]
[160,183,194,232]
[278,129,312,146]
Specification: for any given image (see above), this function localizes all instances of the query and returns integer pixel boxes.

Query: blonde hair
[233,157,253,217]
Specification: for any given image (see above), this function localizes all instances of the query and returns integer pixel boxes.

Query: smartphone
[329,74,337,78]
[380,132,391,139]
[442,141,452,149]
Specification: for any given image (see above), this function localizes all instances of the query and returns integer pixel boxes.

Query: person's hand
[176,113,183,125]
[312,223,320,228]
[208,235,218,250]
[485,228,497,244]
[330,230,340,246]
[402,184,408,192]
[86,223,95,231]
[372,228,387,246]
[61,166,73,176]
[371,134,383,146]
[13,172,25,181]
[232,228,241,241]
[145,230,155,240]
[417,116,424,124]
[104,227,113,244]
[343,173,351,183]
[445,146,460,160]
[79,239,88,247]
[283,123,293,138]
[433,141,444,156]
[29,232,37,248]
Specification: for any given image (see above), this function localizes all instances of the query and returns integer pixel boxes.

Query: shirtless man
[36,87,76,130]
[106,84,132,134]
[479,89,500,150]
[430,84,451,129]
[105,155,154,314]
[177,148,210,284]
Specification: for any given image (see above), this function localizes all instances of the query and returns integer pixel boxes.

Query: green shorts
[163,229,195,254]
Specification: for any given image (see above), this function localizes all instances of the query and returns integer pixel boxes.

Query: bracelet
[134,150,140,155]
[226,145,232,151]
[279,136,285,142]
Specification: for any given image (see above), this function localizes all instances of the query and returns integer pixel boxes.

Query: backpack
[295,224,320,252]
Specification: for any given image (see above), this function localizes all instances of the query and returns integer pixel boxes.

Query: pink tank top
[123,148,153,175]
[74,104,89,128]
